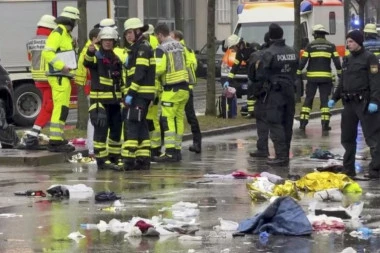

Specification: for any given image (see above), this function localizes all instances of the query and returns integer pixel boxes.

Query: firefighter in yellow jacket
[122,18,156,170]
[42,6,80,152]
[154,23,189,162]
[171,30,202,153]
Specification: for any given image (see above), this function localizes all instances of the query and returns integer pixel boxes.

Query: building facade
[114,0,238,50]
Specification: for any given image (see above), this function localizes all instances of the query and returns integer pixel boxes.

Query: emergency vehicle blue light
[300,1,312,13]
[354,20,359,25]
[237,4,244,14]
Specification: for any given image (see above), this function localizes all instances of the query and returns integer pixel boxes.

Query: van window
[235,22,294,46]
[329,12,336,35]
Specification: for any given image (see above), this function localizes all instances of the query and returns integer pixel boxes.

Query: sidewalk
[0,109,342,166]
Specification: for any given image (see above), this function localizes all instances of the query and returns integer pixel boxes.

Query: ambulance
[220,0,345,97]
[0,0,120,126]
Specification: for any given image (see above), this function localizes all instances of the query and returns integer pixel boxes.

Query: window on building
[329,12,336,35]
[217,0,231,24]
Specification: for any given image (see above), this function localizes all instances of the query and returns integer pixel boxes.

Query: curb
[6,109,342,166]
[183,108,343,141]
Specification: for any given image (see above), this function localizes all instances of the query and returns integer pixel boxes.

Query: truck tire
[13,83,42,127]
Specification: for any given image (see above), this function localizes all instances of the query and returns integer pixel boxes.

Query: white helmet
[145,24,154,35]
[225,34,241,48]
[124,17,148,32]
[364,23,377,34]
[100,18,117,30]
[37,15,57,29]
[98,27,119,40]
[312,24,329,35]
[60,6,80,20]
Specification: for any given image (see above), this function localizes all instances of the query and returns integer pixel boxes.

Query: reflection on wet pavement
[0,115,379,252]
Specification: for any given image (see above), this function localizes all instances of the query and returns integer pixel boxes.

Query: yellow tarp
[296,172,362,193]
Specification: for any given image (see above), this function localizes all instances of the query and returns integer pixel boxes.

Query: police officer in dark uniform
[298,24,342,131]
[248,32,271,158]
[328,30,380,179]
[223,35,259,117]
[255,23,298,166]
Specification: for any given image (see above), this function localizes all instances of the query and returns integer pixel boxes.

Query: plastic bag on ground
[314,188,343,202]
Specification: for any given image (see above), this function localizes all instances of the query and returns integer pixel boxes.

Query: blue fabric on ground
[237,196,312,235]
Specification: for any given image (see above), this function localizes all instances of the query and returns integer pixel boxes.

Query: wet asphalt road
[1,115,380,253]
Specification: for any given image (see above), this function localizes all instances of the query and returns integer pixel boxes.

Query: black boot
[123,159,136,171]
[97,159,120,171]
[266,157,289,166]
[154,148,178,163]
[136,158,151,170]
[151,147,162,158]
[322,121,331,131]
[299,120,307,130]
[249,150,269,158]
[189,143,201,153]
[176,149,182,161]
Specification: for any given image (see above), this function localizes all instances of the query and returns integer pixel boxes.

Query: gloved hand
[327,99,335,109]
[223,81,229,88]
[96,112,107,128]
[368,103,378,113]
[125,95,133,105]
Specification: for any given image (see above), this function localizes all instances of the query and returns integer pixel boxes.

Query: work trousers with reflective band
[265,86,295,159]
[254,97,269,154]
[48,76,71,142]
[185,90,201,145]
[247,80,256,113]
[122,97,151,163]
[161,88,189,151]
[93,103,122,162]
[146,101,161,149]
[341,101,380,174]
[300,81,332,124]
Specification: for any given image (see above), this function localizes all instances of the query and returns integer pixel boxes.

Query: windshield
[200,41,224,55]
[235,22,294,47]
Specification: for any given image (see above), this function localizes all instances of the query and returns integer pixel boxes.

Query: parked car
[195,40,224,78]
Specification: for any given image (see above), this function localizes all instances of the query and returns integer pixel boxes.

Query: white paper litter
[67,231,85,243]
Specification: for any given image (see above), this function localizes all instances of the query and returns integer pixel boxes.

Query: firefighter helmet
[98,27,119,40]
[225,34,241,48]
[100,18,117,30]
[37,15,57,29]
[312,24,329,35]
[60,6,80,20]
[146,24,154,35]
[364,23,377,34]
[123,18,148,32]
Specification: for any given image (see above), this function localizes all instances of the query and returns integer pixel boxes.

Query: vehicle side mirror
[301,38,309,49]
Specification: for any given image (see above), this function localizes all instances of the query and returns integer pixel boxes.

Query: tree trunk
[294,0,302,103]
[76,0,88,130]
[205,0,216,116]
[344,0,351,33]
[173,0,184,31]
[357,0,367,30]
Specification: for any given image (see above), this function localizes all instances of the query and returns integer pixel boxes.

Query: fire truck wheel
[13,83,42,127]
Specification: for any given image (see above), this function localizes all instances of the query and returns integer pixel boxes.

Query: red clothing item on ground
[34,83,53,128]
